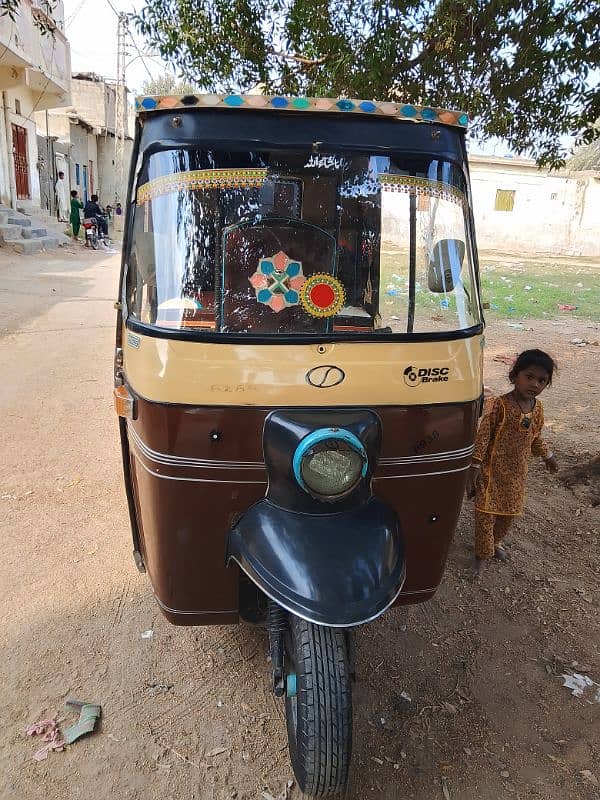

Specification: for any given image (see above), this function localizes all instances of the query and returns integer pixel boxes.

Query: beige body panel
[123,328,483,406]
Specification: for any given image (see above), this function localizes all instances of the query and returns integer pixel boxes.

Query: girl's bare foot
[470,556,486,578]
[494,545,509,562]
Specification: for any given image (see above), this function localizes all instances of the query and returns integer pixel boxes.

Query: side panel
[127,398,478,623]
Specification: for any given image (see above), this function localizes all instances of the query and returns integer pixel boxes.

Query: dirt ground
[0,247,599,800]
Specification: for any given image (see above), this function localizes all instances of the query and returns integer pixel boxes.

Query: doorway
[11,123,30,200]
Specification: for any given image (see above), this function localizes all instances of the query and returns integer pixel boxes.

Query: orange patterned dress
[473,394,550,516]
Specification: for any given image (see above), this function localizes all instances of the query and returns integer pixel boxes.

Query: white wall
[97,134,133,206]
[0,100,10,206]
[469,157,599,257]
[378,157,599,259]
[68,121,88,200]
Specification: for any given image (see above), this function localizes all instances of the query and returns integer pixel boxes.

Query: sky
[63,0,171,96]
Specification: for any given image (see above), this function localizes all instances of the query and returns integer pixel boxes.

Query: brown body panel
[127,398,478,624]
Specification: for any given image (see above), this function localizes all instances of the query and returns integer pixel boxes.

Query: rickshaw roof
[134,93,469,129]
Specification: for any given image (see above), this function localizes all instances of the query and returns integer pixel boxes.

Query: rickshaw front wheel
[285,614,352,796]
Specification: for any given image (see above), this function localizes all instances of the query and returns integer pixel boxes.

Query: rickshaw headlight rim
[292,429,368,500]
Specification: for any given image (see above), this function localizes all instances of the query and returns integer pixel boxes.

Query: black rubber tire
[90,234,98,250]
[285,615,352,796]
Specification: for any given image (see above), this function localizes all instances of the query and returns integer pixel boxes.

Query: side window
[379,173,478,333]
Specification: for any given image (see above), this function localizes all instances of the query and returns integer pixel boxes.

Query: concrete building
[35,72,132,209]
[469,155,599,257]
[0,0,71,210]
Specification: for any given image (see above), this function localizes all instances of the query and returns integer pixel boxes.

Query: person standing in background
[70,190,83,241]
[55,171,69,223]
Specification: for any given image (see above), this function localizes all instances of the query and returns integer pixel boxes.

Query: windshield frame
[122,140,483,345]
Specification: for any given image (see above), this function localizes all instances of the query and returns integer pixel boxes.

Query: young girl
[466,349,558,575]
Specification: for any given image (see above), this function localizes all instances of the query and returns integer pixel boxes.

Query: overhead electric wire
[103,0,154,82]
[65,0,88,27]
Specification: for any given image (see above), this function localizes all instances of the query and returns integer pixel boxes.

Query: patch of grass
[378,244,600,323]
[479,264,600,321]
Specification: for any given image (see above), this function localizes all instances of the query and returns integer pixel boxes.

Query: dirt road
[0,248,598,800]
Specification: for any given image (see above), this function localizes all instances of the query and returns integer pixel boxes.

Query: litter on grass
[561,673,600,704]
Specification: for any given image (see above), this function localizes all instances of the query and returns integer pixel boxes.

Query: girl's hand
[544,454,558,473]
[466,465,480,498]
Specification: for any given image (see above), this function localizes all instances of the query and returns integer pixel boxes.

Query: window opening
[494,189,515,211]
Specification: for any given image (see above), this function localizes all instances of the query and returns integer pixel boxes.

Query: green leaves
[132,0,600,166]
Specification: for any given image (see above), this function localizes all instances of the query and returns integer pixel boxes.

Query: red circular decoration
[310,283,335,309]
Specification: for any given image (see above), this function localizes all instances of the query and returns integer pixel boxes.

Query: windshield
[126,148,480,337]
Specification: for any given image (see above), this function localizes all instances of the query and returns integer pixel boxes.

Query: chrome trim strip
[129,426,265,470]
[131,429,469,482]
[154,594,238,616]
[154,584,439,618]
[132,455,268,485]
[129,426,473,473]
[230,558,407,628]
[379,444,474,465]
[373,464,470,479]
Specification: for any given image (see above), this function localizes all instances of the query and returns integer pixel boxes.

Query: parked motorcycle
[83,216,110,249]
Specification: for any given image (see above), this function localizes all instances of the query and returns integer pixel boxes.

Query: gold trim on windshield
[379,175,465,206]
[136,168,268,205]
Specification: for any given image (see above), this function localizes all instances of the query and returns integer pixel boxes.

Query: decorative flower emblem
[300,273,346,318]
[249,251,305,313]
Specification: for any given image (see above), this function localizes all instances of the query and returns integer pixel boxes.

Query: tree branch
[405,45,431,68]
[267,47,329,66]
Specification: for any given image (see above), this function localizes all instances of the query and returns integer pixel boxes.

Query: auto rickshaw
[114,92,483,796]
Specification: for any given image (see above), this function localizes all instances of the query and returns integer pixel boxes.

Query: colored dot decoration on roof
[300,274,345,318]
[136,94,469,128]
[400,104,417,117]
[249,252,307,313]
[359,100,377,113]
[223,95,244,107]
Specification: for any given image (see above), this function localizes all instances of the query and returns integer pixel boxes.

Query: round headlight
[293,429,368,500]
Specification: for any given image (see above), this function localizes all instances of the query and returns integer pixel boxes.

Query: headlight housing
[293,428,368,501]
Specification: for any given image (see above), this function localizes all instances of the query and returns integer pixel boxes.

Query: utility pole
[114,12,128,205]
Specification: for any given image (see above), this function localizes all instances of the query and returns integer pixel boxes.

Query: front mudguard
[228,497,405,627]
